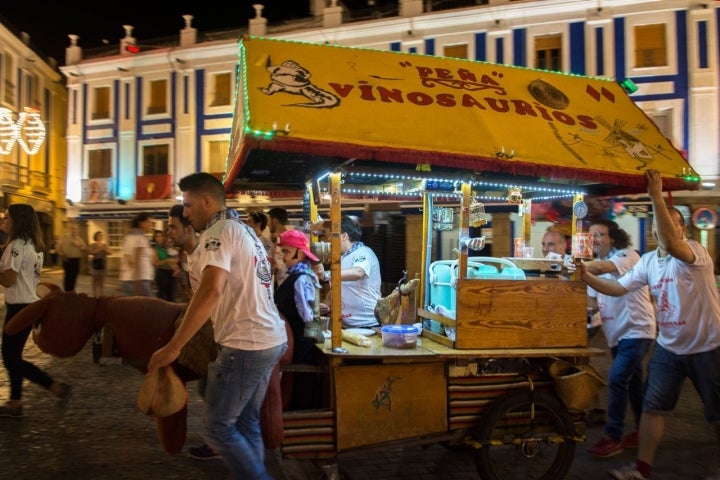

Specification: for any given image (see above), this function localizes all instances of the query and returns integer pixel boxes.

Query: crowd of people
[1,168,719,479]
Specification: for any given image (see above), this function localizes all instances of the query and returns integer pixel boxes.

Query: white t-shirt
[618,240,720,355]
[197,217,287,350]
[119,230,154,281]
[0,239,42,304]
[588,247,656,348]
[184,244,201,293]
[340,243,381,328]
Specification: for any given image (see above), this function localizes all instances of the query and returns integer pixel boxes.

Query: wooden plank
[335,363,447,450]
[455,279,587,349]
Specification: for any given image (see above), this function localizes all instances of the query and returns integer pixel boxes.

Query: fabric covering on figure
[3,282,293,454]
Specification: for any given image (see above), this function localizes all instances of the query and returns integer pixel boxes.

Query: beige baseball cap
[137,366,187,418]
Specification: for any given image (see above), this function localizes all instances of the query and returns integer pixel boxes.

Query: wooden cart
[223,36,697,479]
[275,172,604,480]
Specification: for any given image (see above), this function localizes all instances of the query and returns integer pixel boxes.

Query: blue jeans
[204,343,287,480]
[605,338,652,441]
[643,343,720,423]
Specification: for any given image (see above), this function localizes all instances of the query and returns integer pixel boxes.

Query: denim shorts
[643,343,720,423]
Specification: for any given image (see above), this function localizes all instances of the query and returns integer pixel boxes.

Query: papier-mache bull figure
[3,282,292,454]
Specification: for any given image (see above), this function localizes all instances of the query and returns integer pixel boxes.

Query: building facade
[0,19,67,253]
[57,0,719,263]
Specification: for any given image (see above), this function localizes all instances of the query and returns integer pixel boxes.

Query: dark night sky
[0,1,311,64]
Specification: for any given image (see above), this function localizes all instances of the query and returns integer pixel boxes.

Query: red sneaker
[587,436,624,458]
[622,431,639,449]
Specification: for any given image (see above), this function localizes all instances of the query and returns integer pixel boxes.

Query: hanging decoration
[432,206,454,231]
[0,107,46,155]
[468,197,488,227]
[507,186,523,205]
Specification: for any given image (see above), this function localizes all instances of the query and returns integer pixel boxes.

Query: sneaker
[622,431,639,449]
[0,403,24,418]
[188,443,219,460]
[608,464,650,479]
[587,436,624,458]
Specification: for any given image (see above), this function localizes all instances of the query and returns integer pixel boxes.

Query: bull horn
[37,282,62,298]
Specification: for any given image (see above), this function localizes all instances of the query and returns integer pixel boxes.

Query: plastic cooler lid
[381,325,419,334]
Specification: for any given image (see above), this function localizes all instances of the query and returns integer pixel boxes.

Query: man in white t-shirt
[119,212,154,296]
[148,173,287,479]
[580,170,720,480]
[316,215,381,329]
[582,219,656,459]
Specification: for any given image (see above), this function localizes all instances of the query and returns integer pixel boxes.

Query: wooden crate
[420,279,587,349]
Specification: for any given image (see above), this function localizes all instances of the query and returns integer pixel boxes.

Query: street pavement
[0,268,717,479]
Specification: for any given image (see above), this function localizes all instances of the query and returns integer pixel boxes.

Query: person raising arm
[578,169,720,480]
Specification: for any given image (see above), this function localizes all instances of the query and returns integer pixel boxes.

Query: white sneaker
[608,464,649,480]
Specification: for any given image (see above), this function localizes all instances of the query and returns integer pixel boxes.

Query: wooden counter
[318,332,603,360]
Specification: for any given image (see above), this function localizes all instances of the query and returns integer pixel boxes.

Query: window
[91,86,110,120]
[535,34,562,71]
[648,110,672,139]
[443,44,468,59]
[634,24,667,68]
[88,148,112,178]
[4,52,15,105]
[142,144,169,175]
[107,220,125,248]
[207,140,229,175]
[24,73,39,107]
[209,72,232,107]
[147,79,168,115]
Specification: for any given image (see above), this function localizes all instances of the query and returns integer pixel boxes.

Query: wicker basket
[549,360,607,412]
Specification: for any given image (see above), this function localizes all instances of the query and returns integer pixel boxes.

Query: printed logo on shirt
[204,237,221,251]
[657,289,677,318]
[353,256,366,264]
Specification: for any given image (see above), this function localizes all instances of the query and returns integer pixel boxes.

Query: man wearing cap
[275,229,323,409]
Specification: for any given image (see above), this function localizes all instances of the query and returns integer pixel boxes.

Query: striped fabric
[281,409,337,459]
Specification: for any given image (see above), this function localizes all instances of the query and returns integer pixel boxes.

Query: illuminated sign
[0,107,46,155]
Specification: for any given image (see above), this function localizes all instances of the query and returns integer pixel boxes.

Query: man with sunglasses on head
[149,173,287,479]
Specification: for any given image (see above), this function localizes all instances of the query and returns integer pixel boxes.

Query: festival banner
[226,36,697,192]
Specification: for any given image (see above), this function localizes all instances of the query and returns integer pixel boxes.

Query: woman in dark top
[274,229,322,410]
[152,230,179,301]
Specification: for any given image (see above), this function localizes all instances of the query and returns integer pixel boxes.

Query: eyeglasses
[591,232,608,239]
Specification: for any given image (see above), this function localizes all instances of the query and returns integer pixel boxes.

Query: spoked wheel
[474,391,577,480]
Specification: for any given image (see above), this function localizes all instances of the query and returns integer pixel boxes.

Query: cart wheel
[473,391,576,480]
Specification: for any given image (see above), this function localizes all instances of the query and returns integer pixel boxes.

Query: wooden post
[418,193,432,310]
[329,172,342,349]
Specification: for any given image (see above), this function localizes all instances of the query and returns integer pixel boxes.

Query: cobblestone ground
[0,270,717,479]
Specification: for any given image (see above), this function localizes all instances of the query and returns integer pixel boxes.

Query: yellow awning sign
[225,36,698,193]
